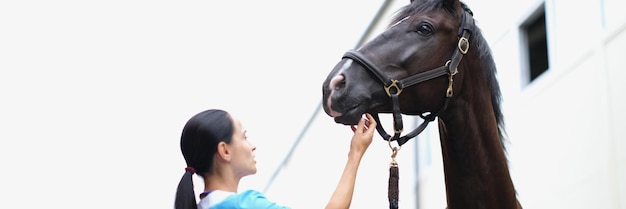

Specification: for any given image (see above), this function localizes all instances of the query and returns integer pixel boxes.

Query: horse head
[322,0,473,126]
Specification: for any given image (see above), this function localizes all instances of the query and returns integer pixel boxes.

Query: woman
[175,109,376,209]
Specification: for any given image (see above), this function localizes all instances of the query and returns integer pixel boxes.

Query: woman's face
[228,117,257,178]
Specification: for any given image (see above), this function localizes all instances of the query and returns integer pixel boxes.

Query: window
[520,4,549,85]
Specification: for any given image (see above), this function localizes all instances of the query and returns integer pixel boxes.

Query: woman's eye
[416,23,433,35]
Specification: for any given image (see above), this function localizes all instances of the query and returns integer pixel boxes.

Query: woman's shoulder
[238,189,264,197]
[198,190,234,209]
[209,189,290,209]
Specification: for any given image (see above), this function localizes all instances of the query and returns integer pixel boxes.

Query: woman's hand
[349,113,376,157]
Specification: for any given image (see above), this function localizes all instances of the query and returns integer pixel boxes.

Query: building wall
[488,0,626,208]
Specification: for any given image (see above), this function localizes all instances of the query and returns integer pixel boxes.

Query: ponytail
[176,109,233,208]
[175,168,197,209]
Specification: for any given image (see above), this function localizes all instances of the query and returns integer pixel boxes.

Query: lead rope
[388,141,400,209]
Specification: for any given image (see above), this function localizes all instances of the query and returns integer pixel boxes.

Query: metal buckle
[458,37,469,54]
[384,79,403,97]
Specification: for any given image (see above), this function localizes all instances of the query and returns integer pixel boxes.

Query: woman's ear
[216,141,231,162]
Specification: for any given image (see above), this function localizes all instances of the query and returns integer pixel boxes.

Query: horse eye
[415,23,433,36]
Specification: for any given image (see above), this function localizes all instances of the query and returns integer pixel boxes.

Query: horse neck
[436,65,520,209]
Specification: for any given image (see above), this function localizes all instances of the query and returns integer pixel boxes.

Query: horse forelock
[390,0,463,26]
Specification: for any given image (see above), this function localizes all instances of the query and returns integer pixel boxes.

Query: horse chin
[333,114,362,125]
[332,107,366,125]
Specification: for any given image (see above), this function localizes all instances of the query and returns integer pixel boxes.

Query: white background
[0,0,388,208]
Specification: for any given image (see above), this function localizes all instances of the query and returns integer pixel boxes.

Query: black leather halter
[342,10,474,146]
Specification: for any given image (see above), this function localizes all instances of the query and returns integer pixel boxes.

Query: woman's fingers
[364,113,377,130]
[351,113,377,134]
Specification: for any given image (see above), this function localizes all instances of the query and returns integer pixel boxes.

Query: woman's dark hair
[175,109,234,209]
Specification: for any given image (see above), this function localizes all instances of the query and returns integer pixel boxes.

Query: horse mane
[390,1,508,149]
[475,20,508,149]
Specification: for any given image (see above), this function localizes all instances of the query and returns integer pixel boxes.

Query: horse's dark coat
[322,0,521,208]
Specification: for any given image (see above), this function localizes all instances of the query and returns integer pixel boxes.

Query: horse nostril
[329,74,345,90]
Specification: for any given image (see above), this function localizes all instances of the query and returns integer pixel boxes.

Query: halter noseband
[342,9,474,146]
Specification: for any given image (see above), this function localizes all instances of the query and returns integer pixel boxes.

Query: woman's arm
[325,113,376,209]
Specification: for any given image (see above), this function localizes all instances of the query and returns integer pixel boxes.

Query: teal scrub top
[199,190,291,209]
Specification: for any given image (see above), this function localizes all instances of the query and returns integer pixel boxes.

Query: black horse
[322,0,522,208]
